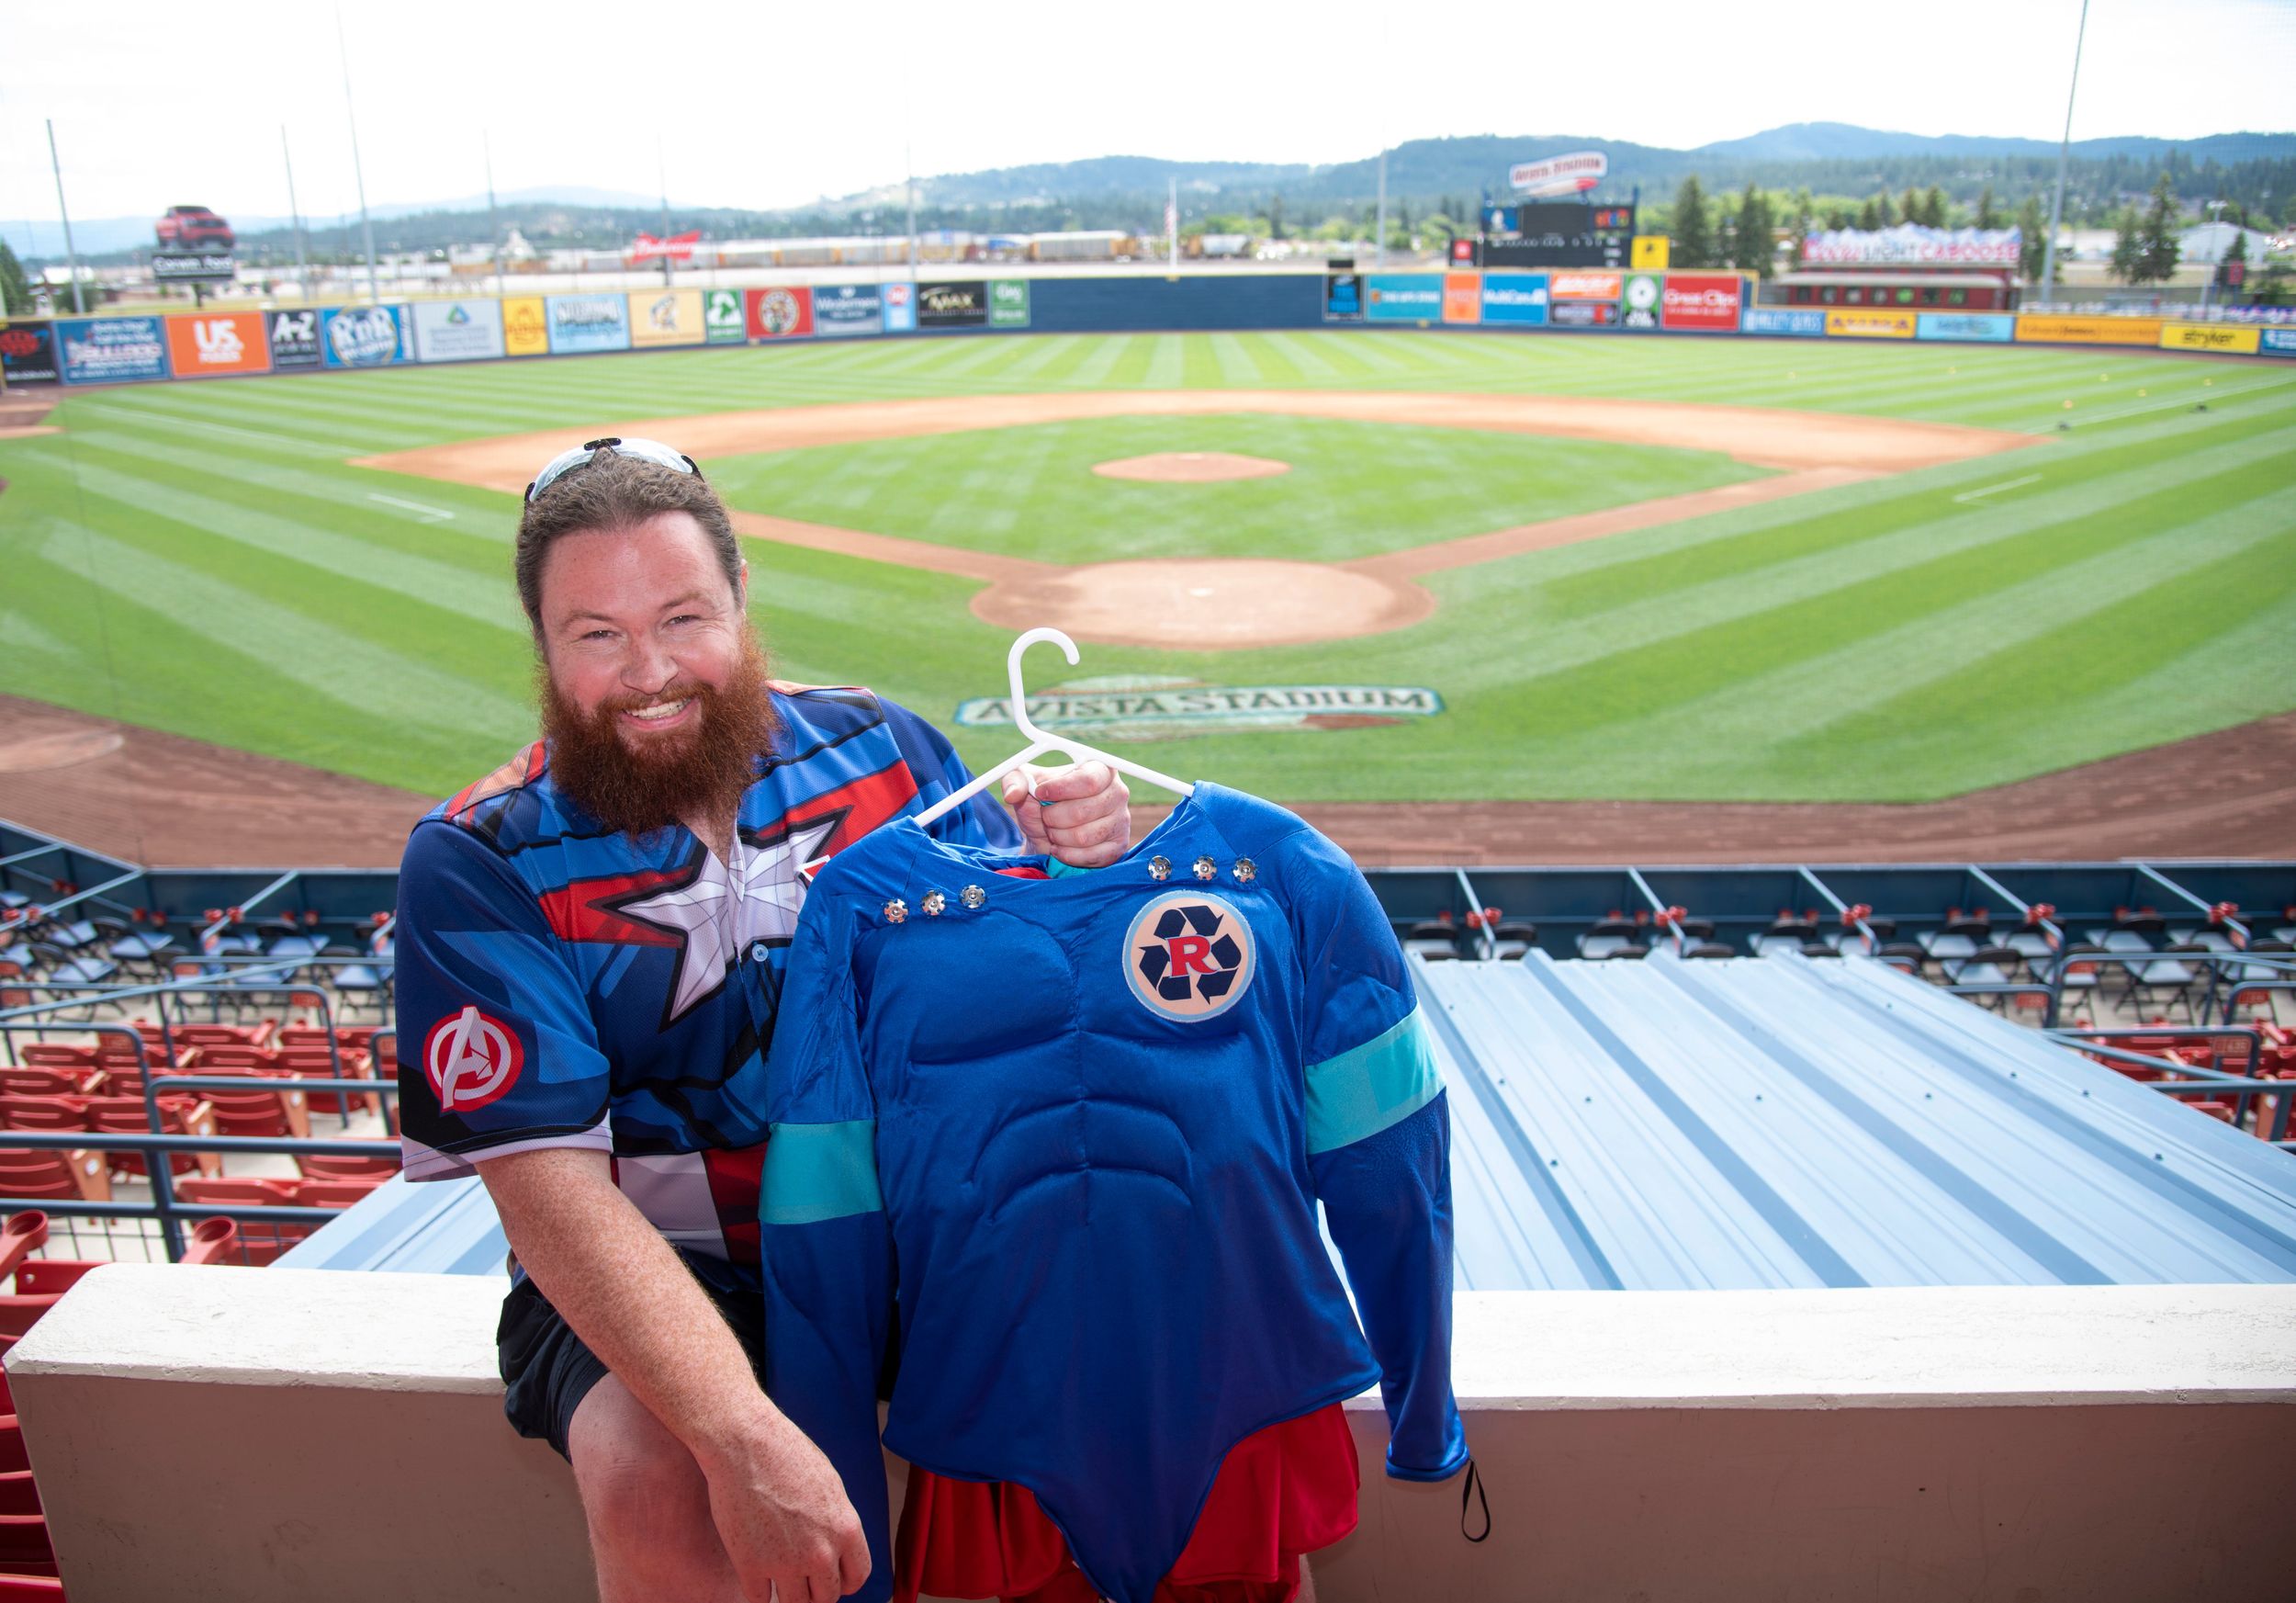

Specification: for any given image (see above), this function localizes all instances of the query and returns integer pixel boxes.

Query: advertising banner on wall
[1549,301,1617,327]
[747,287,815,340]
[1322,274,1365,322]
[1365,274,1444,322]
[411,299,508,363]
[0,322,61,385]
[630,288,707,347]
[815,283,884,336]
[1915,311,2015,344]
[1660,274,1744,333]
[1802,224,2021,268]
[264,309,324,369]
[1825,308,1918,340]
[2159,322,2261,355]
[990,279,1030,328]
[1441,272,1481,323]
[884,281,917,333]
[1548,271,1623,301]
[2013,315,2162,347]
[503,297,548,356]
[2263,328,2296,356]
[58,316,170,384]
[164,311,270,378]
[1478,273,1548,325]
[1631,235,1670,270]
[1742,307,1827,337]
[1621,273,1662,328]
[918,281,989,328]
[546,293,631,354]
[703,288,747,344]
[322,304,411,368]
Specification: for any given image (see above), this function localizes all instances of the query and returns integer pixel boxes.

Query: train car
[1025,231,1140,263]
[1773,270,2017,311]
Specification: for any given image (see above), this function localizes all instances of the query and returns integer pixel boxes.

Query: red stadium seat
[296,1149,399,1182]
[176,1179,310,1266]
[0,1427,24,1477]
[10,1262,96,1298]
[0,1100,86,1137]
[0,1575,63,1597]
[0,1509,54,1577]
[10,1048,91,1074]
[0,1069,100,1101]
[168,1053,309,1142]
[0,1301,59,1341]
[296,1177,385,1208]
[0,1153,107,1205]
[83,1096,219,1180]
[273,1045,381,1117]
[0,1476,36,1519]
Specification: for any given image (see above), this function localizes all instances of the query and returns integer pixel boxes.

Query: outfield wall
[4,273,2291,389]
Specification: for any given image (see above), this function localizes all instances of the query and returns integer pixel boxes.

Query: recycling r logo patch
[1124,890,1255,1021]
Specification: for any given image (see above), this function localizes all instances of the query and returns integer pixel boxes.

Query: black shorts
[497,1256,768,1460]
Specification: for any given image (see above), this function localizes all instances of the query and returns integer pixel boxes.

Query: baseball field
[2,329,2291,833]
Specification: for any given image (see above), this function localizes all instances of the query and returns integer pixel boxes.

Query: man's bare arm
[478,1146,869,1601]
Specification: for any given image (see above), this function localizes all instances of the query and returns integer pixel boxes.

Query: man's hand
[1001,759,1131,868]
[698,1417,872,1603]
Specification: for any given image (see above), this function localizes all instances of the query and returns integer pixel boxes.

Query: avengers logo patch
[424,1005,525,1113]
[1124,891,1255,1021]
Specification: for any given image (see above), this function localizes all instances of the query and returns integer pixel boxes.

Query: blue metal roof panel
[1416,954,2296,1293]
[276,1174,508,1275]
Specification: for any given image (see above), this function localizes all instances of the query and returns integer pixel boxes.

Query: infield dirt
[359,390,2037,651]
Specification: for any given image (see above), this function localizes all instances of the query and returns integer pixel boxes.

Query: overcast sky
[6,0,2292,225]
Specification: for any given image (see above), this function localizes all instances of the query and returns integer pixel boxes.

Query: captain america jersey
[392,683,1019,1285]
[760,781,1469,1603]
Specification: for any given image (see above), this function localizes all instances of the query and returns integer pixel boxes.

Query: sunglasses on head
[523,436,703,503]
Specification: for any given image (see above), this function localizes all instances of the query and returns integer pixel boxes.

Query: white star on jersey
[618,816,841,1022]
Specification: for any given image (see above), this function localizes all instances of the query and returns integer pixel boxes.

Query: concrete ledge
[9,1269,2295,1602]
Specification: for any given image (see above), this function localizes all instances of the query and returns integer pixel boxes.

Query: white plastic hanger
[913,627,1195,829]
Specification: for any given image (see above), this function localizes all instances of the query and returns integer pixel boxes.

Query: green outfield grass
[704,414,1770,564]
[1,330,2292,806]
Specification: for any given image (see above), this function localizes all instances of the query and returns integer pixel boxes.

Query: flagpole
[46,119,85,315]
[333,6,381,304]
[1167,177,1177,269]
[658,135,674,288]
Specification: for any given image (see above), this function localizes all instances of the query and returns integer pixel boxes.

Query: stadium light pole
[45,119,85,315]
[906,141,919,286]
[1374,146,1389,268]
[485,130,506,297]
[281,126,310,301]
[657,135,675,288]
[2039,0,2090,306]
[334,5,382,305]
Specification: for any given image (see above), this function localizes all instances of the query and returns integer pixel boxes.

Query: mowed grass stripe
[1528,404,2296,619]
[1521,484,2296,797]
[1427,422,2296,695]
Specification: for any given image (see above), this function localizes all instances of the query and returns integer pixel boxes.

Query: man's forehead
[540,514,731,607]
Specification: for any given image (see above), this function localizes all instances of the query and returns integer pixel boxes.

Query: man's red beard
[540,631,781,839]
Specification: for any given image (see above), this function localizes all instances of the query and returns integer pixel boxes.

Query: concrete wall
[10,1270,2294,1603]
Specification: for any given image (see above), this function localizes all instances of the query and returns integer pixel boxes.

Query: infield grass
[2,330,2292,805]
[704,414,1770,564]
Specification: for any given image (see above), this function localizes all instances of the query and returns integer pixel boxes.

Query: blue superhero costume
[393,685,1019,1288]
[761,781,1468,1603]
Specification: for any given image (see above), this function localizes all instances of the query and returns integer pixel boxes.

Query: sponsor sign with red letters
[1660,274,1744,333]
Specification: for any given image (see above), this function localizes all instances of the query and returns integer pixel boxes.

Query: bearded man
[393,439,1131,1603]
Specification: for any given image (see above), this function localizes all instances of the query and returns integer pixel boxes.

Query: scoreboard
[1476,202,1636,269]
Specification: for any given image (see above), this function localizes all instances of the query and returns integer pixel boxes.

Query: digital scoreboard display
[1480,202,1637,269]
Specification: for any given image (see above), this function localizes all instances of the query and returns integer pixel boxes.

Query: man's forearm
[478,1146,786,1469]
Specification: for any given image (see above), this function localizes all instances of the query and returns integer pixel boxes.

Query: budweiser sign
[1509,151,1608,197]
[630,231,702,264]
[1801,224,2020,269]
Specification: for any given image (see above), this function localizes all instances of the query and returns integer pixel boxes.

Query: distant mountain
[1689,121,2294,166]
[12,127,2292,266]
[4,186,666,261]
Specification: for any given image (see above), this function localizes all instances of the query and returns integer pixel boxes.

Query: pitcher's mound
[973,559,1433,649]
[1091,452,1291,483]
